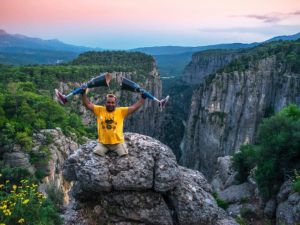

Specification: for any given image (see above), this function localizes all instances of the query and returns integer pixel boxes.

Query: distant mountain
[0,29,104,65]
[132,43,258,56]
[0,49,79,65]
[0,29,102,52]
[1,28,299,70]
[265,32,300,43]
[132,32,300,56]
[133,32,300,77]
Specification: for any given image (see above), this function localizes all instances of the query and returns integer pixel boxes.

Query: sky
[1,0,300,49]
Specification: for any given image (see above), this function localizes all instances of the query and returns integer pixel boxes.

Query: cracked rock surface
[63,133,237,225]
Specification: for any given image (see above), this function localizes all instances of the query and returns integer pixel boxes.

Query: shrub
[255,104,300,200]
[235,216,249,225]
[232,104,300,201]
[44,133,54,145]
[0,177,62,225]
[45,182,64,210]
[240,207,257,220]
[0,82,92,153]
[0,166,33,186]
[292,170,300,193]
[15,132,33,152]
[35,169,47,181]
[232,144,258,183]
[212,192,229,210]
[29,146,51,165]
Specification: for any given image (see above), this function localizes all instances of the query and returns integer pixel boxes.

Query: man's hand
[81,87,89,95]
[141,92,147,99]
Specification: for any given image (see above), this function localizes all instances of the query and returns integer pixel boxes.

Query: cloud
[244,14,282,23]
[233,10,300,24]
[291,10,300,15]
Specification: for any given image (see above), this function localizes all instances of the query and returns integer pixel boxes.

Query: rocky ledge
[63,133,237,225]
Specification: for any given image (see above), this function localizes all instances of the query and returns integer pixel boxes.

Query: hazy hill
[0,29,100,52]
[132,43,258,56]
[132,32,300,56]
[0,49,79,65]
[0,28,299,75]
[264,32,300,43]
[145,32,300,77]
[0,29,102,65]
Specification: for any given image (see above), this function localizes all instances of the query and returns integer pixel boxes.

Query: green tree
[232,104,300,200]
[255,104,300,200]
[232,144,258,183]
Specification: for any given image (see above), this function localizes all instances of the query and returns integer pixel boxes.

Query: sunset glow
[1,0,300,49]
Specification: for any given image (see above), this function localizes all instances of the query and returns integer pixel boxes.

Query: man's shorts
[93,142,128,156]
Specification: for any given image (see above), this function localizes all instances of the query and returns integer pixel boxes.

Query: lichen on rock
[63,133,237,225]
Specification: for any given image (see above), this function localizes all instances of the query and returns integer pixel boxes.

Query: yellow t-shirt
[93,105,129,144]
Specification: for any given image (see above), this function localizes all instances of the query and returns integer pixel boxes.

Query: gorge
[0,39,300,225]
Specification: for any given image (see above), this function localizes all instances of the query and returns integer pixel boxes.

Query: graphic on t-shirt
[101,115,117,130]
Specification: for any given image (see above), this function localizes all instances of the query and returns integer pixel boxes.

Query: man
[82,90,145,157]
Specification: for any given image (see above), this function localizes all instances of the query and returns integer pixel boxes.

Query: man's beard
[106,105,115,112]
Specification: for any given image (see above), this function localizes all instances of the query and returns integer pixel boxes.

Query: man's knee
[93,143,108,156]
[115,143,128,156]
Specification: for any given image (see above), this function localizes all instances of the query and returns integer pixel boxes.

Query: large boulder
[219,182,253,204]
[211,156,264,222]
[276,181,300,225]
[63,133,238,225]
[168,166,231,225]
[3,145,35,173]
[63,133,179,193]
[211,156,237,192]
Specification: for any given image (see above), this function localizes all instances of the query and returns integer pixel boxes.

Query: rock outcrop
[181,57,300,178]
[211,156,300,225]
[63,133,238,225]
[32,128,79,203]
[3,145,35,173]
[211,156,262,221]
[276,181,300,225]
[3,128,79,204]
[182,49,242,85]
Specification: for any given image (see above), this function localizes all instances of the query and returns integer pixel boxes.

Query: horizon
[1,0,300,49]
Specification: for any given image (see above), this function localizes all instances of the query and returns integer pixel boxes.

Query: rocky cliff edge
[63,133,237,225]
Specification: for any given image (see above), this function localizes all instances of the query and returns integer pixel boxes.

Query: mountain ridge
[1,29,299,70]
[1,28,299,55]
[132,32,300,56]
[0,29,102,53]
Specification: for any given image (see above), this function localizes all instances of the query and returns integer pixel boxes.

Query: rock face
[181,57,300,178]
[211,156,237,193]
[2,128,78,204]
[219,182,254,204]
[3,145,35,173]
[211,156,262,220]
[211,156,300,224]
[63,133,238,225]
[31,128,79,203]
[182,50,242,85]
[124,68,163,138]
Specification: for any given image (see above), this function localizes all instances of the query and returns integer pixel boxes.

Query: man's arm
[128,98,145,115]
[82,90,94,111]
